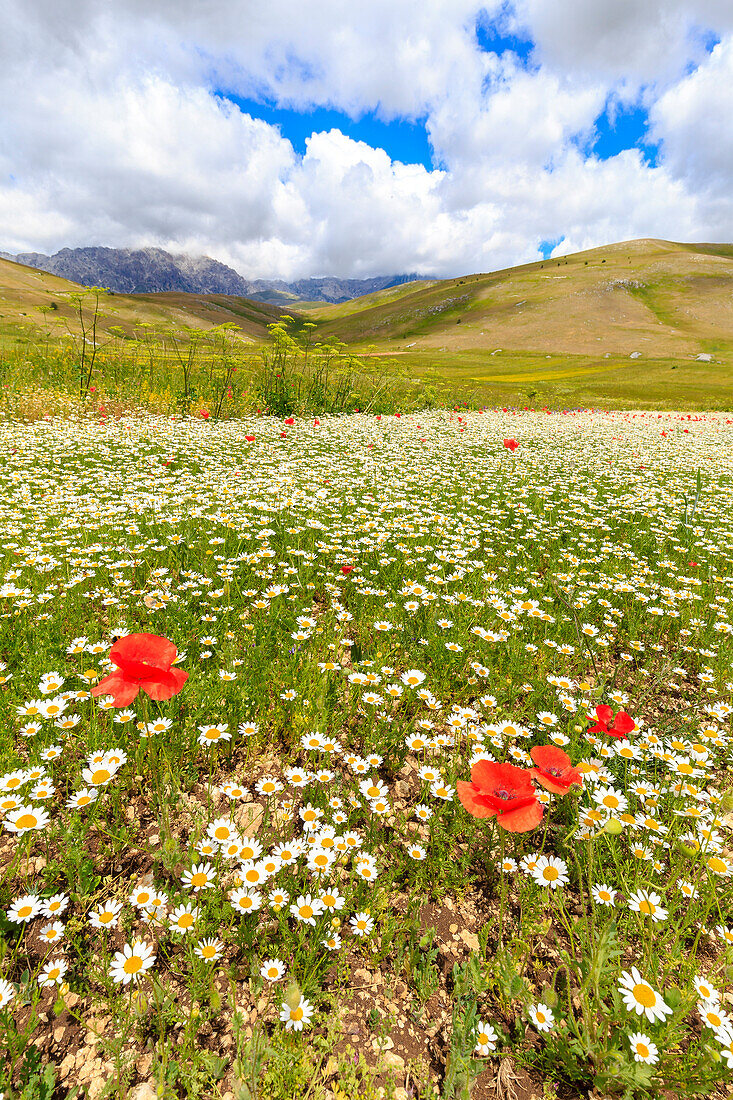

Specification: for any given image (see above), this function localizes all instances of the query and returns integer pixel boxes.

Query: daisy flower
[591,884,617,907]
[350,912,374,937]
[698,1002,731,1034]
[8,894,42,924]
[627,889,668,923]
[67,787,98,809]
[318,887,345,912]
[168,903,199,934]
[474,1020,498,1055]
[628,1032,659,1064]
[181,862,217,892]
[230,888,263,915]
[41,893,69,919]
[39,921,65,946]
[89,899,124,930]
[280,994,315,1031]
[267,888,290,912]
[531,856,569,890]
[4,805,51,834]
[38,957,68,988]
[618,968,672,1024]
[0,977,16,1008]
[694,975,719,1004]
[194,937,224,963]
[260,958,286,982]
[109,940,156,985]
[407,843,427,860]
[290,894,324,926]
[197,724,230,746]
[529,1003,555,1032]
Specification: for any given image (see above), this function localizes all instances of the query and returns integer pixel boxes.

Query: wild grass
[0,405,732,1100]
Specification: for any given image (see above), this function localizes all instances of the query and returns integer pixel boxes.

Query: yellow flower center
[16,814,37,829]
[633,983,656,1008]
[190,873,207,888]
[124,957,143,974]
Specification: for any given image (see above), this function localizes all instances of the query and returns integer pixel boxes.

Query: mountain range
[0,246,423,304]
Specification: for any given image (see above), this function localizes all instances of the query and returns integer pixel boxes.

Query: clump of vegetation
[0,406,732,1099]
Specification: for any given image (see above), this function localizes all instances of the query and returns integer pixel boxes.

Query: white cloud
[511,0,733,87]
[0,2,731,279]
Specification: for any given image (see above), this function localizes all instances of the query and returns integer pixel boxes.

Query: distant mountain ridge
[0,246,424,304]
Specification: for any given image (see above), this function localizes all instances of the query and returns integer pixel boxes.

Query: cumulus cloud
[0,1,731,278]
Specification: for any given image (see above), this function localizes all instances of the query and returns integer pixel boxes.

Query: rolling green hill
[2,238,733,409]
[0,257,289,350]
[309,238,733,360]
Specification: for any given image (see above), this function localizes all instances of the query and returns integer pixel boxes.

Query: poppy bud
[604,817,623,835]
[284,980,303,1011]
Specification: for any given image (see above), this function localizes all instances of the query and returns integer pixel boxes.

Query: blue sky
[219,14,670,179]
[217,93,435,170]
[1,1,731,278]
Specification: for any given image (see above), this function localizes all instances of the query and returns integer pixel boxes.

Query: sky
[0,1,732,280]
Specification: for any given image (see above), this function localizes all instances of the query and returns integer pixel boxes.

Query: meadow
[0,403,732,1100]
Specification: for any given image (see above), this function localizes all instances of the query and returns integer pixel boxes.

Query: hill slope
[0,257,290,348]
[310,238,733,360]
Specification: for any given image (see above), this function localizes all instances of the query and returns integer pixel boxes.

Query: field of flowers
[1,406,732,1100]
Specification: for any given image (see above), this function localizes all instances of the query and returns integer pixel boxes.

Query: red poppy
[457,760,542,832]
[588,704,635,740]
[91,633,188,707]
[245,434,255,442]
[340,566,354,575]
[284,417,295,425]
[530,745,582,795]
[503,438,519,451]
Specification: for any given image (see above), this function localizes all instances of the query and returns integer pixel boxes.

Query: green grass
[0,406,732,1099]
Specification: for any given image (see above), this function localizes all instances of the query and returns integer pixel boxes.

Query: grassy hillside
[0,258,288,349]
[2,239,733,410]
[309,238,733,360]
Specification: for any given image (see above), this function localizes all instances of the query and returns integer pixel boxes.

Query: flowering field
[1,407,732,1100]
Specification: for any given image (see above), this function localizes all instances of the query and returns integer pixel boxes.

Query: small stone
[53,1026,65,1042]
[394,1090,409,1100]
[449,923,458,934]
[59,1054,75,1078]
[129,1085,157,1100]
[381,1052,405,1071]
[460,930,480,951]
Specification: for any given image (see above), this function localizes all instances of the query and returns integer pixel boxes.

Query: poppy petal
[111,634,178,673]
[90,672,140,707]
[139,668,189,701]
[456,781,496,818]
[497,798,544,833]
[612,712,636,733]
[530,745,571,770]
